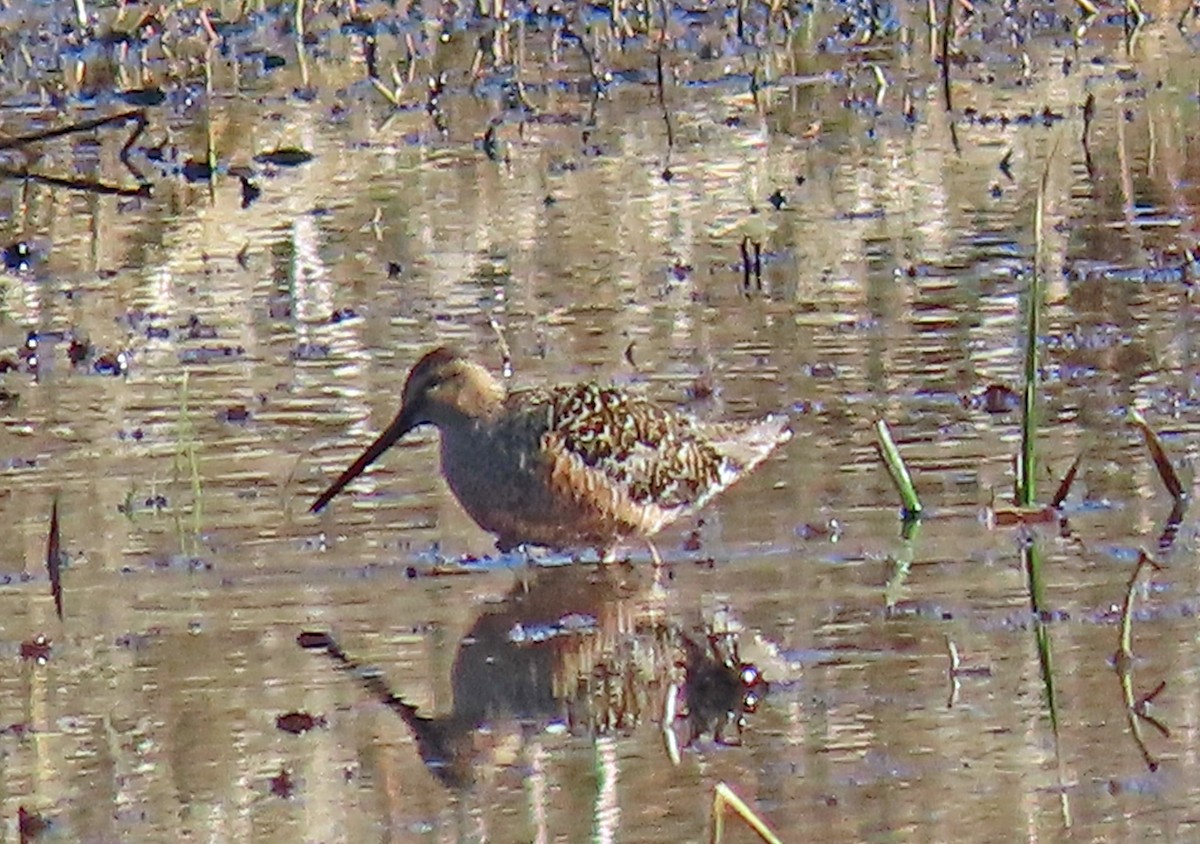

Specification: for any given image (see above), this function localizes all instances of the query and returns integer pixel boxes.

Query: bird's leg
[645,539,664,568]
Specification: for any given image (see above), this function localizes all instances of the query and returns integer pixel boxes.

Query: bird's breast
[438,419,555,534]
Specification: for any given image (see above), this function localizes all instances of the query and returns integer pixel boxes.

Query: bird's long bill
[310,405,417,513]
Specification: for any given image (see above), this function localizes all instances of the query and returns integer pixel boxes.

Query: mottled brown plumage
[311,347,791,558]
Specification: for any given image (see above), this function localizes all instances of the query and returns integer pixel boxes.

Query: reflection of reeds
[1114,549,1168,770]
[173,372,203,552]
[1022,143,1063,812]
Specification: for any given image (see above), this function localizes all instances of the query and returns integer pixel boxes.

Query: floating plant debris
[118,87,166,107]
[93,352,129,377]
[46,496,62,621]
[178,346,246,364]
[1129,408,1186,501]
[180,159,213,182]
[217,405,251,423]
[269,768,295,798]
[290,343,331,361]
[2,241,34,271]
[67,338,91,366]
[964,383,1021,414]
[18,806,49,841]
[240,176,261,208]
[296,631,333,649]
[275,711,326,735]
[254,147,314,167]
[987,504,1059,529]
[20,635,51,664]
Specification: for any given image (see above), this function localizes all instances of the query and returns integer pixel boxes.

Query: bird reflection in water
[299,564,768,792]
[662,631,768,765]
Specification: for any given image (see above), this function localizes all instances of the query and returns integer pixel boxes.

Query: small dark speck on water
[18,806,50,841]
[68,339,90,366]
[276,711,326,735]
[184,315,219,339]
[240,176,262,208]
[217,405,251,423]
[290,343,331,361]
[178,346,246,364]
[2,241,35,271]
[254,147,314,167]
[661,168,673,182]
[93,352,128,376]
[20,635,51,664]
[768,189,786,209]
[180,160,213,182]
[296,631,333,649]
[669,261,692,282]
[387,262,403,278]
[269,768,295,798]
[624,341,638,369]
[118,87,166,107]
[971,383,1021,414]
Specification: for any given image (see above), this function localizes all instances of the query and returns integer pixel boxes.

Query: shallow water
[2,0,1200,841]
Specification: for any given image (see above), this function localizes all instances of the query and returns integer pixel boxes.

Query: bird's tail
[708,413,792,474]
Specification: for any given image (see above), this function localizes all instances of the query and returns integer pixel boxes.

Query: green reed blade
[875,420,922,518]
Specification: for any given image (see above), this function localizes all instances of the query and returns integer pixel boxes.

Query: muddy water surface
[1,1,1200,841]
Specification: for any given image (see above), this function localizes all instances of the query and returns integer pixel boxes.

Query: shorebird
[310,347,791,562]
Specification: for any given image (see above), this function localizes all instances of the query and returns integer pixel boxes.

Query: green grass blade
[875,420,922,517]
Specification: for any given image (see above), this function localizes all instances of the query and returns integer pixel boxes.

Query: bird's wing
[533,383,727,511]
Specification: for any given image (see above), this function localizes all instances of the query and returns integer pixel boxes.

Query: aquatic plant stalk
[46,494,62,621]
[710,783,784,844]
[1020,134,1060,507]
[939,0,953,114]
[875,420,922,517]
[1018,289,1039,505]
[1128,407,1186,501]
[1049,451,1083,509]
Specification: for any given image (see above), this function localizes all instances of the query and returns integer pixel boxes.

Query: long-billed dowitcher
[310,347,791,561]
